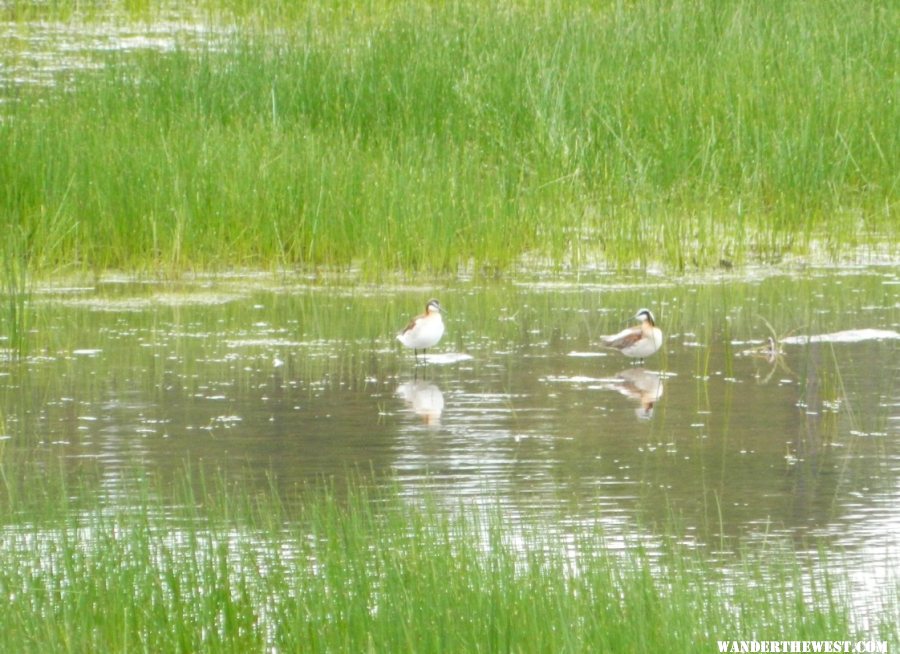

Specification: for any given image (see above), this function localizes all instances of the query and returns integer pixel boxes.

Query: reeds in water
[0,469,895,652]
[1,0,897,278]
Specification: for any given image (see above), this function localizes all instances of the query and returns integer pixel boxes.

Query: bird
[397,299,445,363]
[601,308,663,363]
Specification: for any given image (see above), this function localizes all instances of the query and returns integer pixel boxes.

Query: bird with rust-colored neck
[397,299,445,363]
[601,308,663,364]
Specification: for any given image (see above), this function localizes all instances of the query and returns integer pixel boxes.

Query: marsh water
[3,19,896,558]
[3,267,898,567]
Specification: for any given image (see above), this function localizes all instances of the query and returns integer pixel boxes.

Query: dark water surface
[2,268,898,571]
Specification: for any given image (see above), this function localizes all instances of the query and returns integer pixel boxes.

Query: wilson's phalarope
[397,299,445,363]
[601,308,663,363]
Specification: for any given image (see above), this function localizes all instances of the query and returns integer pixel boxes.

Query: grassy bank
[0,467,895,653]
[1,0,897,278]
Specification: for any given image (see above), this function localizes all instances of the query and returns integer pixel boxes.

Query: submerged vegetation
[0,467,896,653]
[1,0,897,277]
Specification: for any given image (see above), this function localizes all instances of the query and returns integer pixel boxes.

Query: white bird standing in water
[601,308,663,363]
[397,299,445,363]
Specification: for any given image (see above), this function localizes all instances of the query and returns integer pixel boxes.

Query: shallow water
[2,266,899,632]
[2,266,896,556]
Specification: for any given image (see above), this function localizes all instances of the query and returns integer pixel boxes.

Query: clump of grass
[1,228,31,359]
[1,0,896,278]
[0,467,895,652]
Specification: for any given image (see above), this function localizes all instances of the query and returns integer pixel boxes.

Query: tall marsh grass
[1,0,897,277]
[1,228,31,359]
[0,469,895,652]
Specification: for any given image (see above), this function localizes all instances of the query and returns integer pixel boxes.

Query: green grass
[1,0,896,278]
[0,467,895,653]
[1,229,30,359]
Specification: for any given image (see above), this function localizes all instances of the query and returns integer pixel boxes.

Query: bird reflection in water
[602,368,665,421]
[396,380,445,426]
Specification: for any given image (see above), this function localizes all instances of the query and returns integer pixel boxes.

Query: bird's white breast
[397,314,444,349]
[621,327,662,358]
